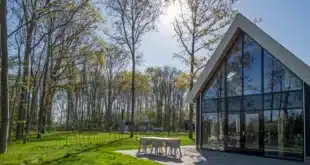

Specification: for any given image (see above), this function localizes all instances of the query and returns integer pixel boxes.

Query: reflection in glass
[264,109,304,159]
[228,113,240,148]
[243,95,262,110]
[264,91,303,110]
[199,32,304,160]
[243,35,262,95]
[202,113,224,150]
[264,51,302,93]
[202,113,209,149]
[245,113,259,149]
[264,110,280,157]
[227,97,241,111]
[283,109,303,159]
[227,37,242,97]
[284,91,303,109]
[203,99,217,112]
[264,93,282,110]
[204,65,225,99]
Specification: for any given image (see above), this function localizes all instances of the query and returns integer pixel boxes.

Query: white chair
[138,138,151,154]
[150,139,164,155]
[167,140,182,158]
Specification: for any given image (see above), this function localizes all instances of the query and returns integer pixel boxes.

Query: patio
[116,146,305,165]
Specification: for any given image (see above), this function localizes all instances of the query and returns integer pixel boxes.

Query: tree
[105,0,163,137]
[0,0,10,153]
[173,0,235,138]
[103,44,130,130]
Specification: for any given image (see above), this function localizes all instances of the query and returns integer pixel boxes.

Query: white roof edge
[186,13,310,103]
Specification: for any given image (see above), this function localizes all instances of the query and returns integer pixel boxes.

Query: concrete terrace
[116,146,305,165]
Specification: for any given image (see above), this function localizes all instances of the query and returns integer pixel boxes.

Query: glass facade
[200,32,304,160]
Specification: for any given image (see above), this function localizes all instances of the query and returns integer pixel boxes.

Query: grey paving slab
[116,146,306,165]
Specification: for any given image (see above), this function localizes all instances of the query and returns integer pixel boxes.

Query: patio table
[139,136,181,156]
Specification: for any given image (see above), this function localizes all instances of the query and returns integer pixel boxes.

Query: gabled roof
[186,13,310,103]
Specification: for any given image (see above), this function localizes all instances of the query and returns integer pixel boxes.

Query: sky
[138,0,310,72]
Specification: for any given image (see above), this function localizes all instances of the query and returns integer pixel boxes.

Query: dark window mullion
[260,47,265,153]
[241,32,245,149]
[224,52,228,149]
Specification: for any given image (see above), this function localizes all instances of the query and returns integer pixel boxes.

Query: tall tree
[103,44,130,130]
[105,0,163,137]
[0,0,10,153]
[173,0,235,138]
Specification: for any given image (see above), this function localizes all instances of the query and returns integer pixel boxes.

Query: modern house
[186,13,310,162]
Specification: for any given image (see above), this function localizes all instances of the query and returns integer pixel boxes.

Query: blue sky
[138,0,310,71]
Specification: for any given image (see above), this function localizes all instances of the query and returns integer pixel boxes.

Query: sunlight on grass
[0,132,194,165]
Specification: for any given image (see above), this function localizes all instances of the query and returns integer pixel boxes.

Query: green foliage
[118,71,151,93]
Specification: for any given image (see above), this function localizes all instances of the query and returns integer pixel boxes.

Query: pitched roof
[186,13,310,103]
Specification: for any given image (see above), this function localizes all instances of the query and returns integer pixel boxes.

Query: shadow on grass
[28,136,66,142]
[136,154,183,163]
[39,137,130,165]
[27,131,108,143]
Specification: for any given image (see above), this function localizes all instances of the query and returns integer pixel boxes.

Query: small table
[139,136,181,156]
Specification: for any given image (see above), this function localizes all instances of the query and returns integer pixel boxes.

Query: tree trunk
[0,0,10,153]
[16,6,36,140]
[67,90,73,130]
[189,53,195,139]
[126,96,130,122]
[130,51,135,138]
[37,49,50,138]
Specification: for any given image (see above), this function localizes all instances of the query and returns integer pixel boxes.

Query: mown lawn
[0,131,195,165]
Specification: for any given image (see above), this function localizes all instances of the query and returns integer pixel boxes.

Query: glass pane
[264,93,282,109]
[264,91,303,110]
[227,37,242,97]
[220,98,225,112]
[227,113,240,148]
[264,110,281,157]
[282,90,303,109]
[202,113,209,148]
[227,97,241,111]
[243,35,262,95]
[283,109,303,159]
[245,113,259,149]
[243,95,262,110]
[204,85,217,99]
[264,109,304,160]
[201,113,224,150]
[264,50,302,93]
[219,112,225,151]
[203,99,217,112]
[263,51,274,93]
[204,65,225,99]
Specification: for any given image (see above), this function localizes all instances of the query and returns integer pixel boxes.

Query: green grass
[0,131,195,165]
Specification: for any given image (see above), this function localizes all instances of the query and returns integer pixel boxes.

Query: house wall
[304,83,310,162]
[198,31,304,161]
[196,95,201,150]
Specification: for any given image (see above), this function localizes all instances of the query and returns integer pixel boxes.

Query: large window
[226,37,242,97]
[227,113,240,148]
[264,109,303,159]
[243,35,262,95]
[200,32,304,160]
[202,112,224,150]
[264,50,302,93]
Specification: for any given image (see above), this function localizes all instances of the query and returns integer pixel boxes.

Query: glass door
[227,113,241,150]
[242,112,263,154]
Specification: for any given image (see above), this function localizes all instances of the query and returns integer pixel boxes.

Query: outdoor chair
[166,139,182,158]
[138,138,151,154]
[150,139,164,155]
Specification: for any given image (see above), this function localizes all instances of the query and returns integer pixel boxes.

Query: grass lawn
[0,131,195,165]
